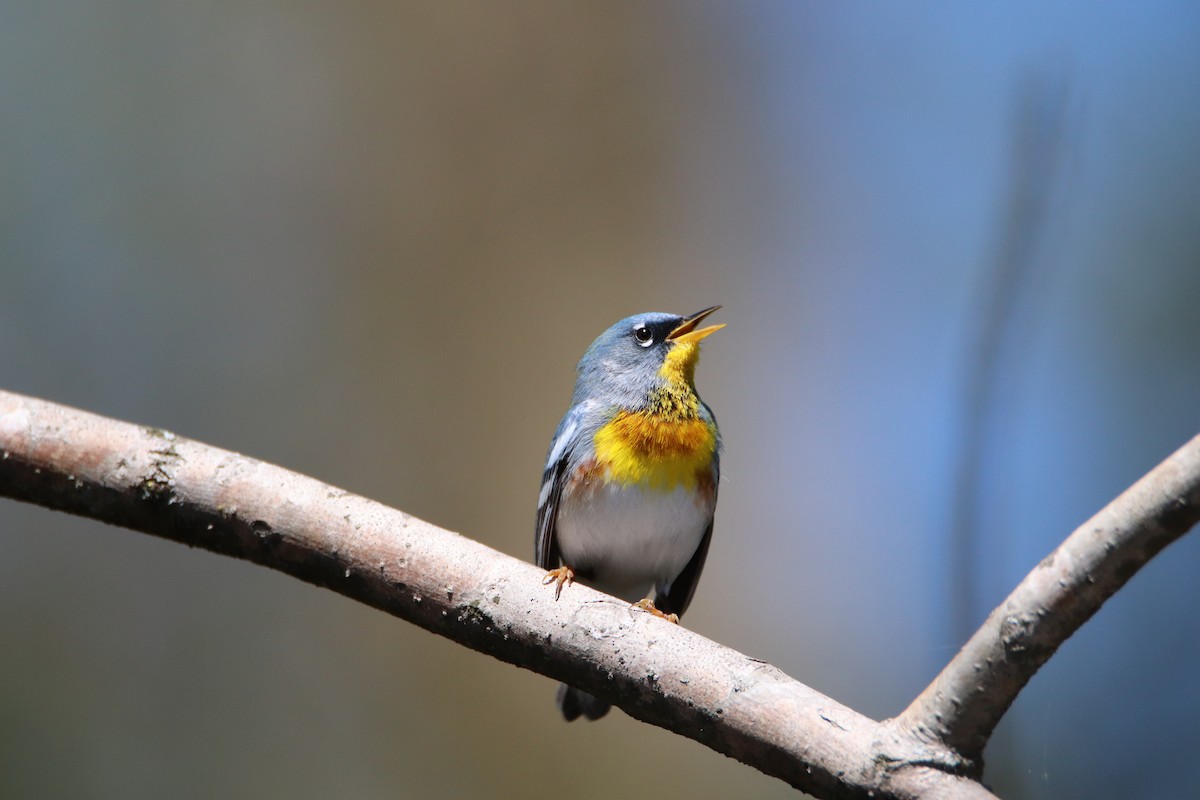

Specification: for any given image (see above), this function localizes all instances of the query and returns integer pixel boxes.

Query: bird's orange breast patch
[592,409,716,490]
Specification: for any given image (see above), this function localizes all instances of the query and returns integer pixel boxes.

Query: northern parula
[535,306,724,721]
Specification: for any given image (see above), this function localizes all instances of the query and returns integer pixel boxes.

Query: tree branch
[895,432,1200,767]
[1,387,1197,798]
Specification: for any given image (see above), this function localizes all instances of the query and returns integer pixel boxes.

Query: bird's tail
[556,683,611,721]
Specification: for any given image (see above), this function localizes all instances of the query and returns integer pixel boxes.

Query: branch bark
[1,387,1197,798]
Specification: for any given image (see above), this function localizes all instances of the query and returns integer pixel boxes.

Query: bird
[534,306,723,721]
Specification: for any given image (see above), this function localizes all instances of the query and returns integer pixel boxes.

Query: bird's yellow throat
[592,340,715,490]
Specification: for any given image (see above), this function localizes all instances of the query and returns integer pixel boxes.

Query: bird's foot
[632,598,679,624]
[542,566,575,600]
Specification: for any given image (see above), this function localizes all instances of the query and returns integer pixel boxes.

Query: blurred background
[3,3,1199,798]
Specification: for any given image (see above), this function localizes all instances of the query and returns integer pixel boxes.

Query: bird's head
[574,306,724,408]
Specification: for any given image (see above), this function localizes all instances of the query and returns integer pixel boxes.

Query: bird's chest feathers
[592,400,715,491]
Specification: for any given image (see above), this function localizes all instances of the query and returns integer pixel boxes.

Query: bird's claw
[632,598,679,624]
[542,566,575,600]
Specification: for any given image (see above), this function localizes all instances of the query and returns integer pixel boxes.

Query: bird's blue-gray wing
[535,404,587,569]
[656,495,716,617]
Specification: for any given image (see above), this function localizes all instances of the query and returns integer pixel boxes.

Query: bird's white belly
[556,481,711,603]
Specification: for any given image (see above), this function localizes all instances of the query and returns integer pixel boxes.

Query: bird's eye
[633,325,654,347]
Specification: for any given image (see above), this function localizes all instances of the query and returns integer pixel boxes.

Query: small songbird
[535,306,724,721]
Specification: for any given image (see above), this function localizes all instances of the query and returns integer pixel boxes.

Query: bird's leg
[542,566,575,600]
[632,598,679,624]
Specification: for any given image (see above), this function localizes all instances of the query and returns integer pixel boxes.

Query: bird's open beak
[666,306,725,345]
